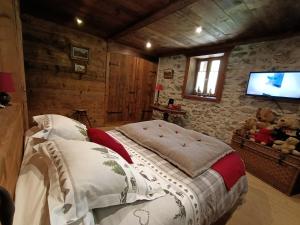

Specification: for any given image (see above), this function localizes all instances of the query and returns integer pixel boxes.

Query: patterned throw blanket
[92,131,248,225]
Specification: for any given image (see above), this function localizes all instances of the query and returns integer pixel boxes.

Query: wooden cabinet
[106,53,157,123]
[0,104,24,197]
[231,134,300,195]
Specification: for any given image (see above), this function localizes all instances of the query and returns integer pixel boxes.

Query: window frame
[182,51,230,103]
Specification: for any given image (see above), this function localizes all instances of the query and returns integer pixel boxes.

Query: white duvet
[13,130,247,225]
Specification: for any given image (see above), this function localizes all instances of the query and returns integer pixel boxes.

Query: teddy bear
[256,108,277,129]
[252,128,273,145]
[235,118,257,138]
[275,115,300,137]
[272,137,300,155]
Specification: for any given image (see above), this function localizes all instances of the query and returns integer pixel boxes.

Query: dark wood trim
[109,0,199,39]
[214,51,230,102]
[182,57,191,97]
[104,51,110,125]
[193,59,201,92]
[183,94,220,103]
[182,50,231,103]
[107,41,159,62]
[202,60,211,94]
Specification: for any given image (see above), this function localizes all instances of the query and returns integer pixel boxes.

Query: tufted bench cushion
[117,120,233,177]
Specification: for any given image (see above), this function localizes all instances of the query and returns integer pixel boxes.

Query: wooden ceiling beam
[109,0,200,39]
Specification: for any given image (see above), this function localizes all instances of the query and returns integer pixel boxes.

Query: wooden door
[106,53,157,123]
[136,59,158,121]
[107,53,136,122]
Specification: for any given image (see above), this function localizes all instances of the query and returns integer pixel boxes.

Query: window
[182,51,229,102]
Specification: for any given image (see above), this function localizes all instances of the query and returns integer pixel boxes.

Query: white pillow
[33,139,165,225]
[32,114,88,141]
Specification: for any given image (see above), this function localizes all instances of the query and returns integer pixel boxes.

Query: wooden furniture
[0,0,28,128]
[73,109,92,128]
[106,53,157,123]
[231,134,300,195]
[152,104,187,122]
[0,104,24,198]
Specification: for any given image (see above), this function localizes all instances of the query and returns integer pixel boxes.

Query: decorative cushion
[87,128,133,164]
[32,114,88,141]
[117,120,233,177]
[33,139,164,224]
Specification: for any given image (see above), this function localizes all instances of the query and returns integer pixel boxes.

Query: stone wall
[155,35,300,143]
[22,15,107,127]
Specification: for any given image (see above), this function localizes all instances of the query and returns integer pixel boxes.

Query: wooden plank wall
[22,15,158,127]
[0,0,28,124]
[22,15,107,127]
[0,0,27,196]
[0,104,24,197]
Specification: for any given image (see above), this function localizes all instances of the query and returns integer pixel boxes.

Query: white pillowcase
[32,114,88,141]
[33,139,165,225]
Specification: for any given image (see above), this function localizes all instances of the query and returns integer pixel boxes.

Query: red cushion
[211,152,246,191]
[87,128,133,164]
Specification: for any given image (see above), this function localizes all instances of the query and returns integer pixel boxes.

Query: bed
[12,115,248,225]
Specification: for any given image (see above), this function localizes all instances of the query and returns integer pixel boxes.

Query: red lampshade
[155,83,163,91]
[0,72,15,92]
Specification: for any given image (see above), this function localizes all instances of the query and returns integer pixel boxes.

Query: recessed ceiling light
[75,17,83,26]
[146,41,152,49]
[195,26,202,34]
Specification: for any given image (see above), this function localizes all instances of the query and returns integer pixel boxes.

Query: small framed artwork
[164,69,174,79]
[71,45,89,61]
[74,62,87,74]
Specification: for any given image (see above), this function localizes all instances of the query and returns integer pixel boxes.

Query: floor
[227,172,300,225]
[101,125,300,225]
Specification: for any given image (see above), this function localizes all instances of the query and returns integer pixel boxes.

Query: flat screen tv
[246,71,300,100]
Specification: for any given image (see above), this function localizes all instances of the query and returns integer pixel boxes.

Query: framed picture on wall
[71,45,89,61]
[74,62,87,74]
[164,69,174,79]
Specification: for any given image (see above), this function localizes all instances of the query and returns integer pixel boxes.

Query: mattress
[13,129,248,225]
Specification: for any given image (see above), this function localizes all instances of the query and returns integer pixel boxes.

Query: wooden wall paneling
[107,53,126,122]
[144,60,158,120]
[22,15,107,127]
[134,58,145,121]
[27,78,106,126]
[135,59,158,121]
[0,104,24,197]
[126,56,138,122]
[0,0,28,127]
[120,54,133,121]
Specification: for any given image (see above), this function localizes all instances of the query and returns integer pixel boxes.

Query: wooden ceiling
[21,0,300,56]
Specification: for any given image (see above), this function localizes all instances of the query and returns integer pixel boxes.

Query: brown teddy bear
[272,137,300,155]
[235,118,257,138]
[256,108,277,129]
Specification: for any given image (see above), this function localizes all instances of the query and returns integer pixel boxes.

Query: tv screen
[246,71,300,99]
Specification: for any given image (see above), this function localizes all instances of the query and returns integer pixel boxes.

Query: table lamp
[0,72,15,106]
[155,83,163,105]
